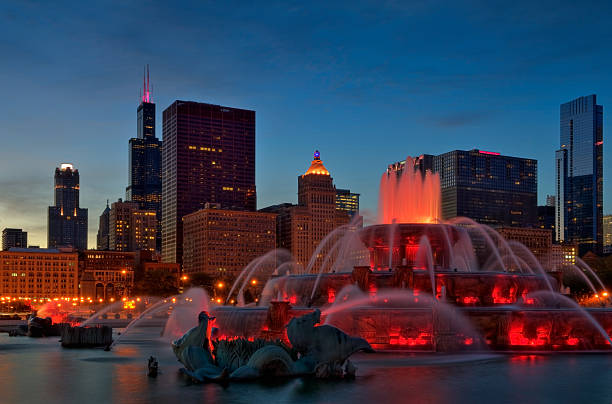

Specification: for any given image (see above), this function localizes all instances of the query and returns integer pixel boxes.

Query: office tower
[411,149,537,227]
[603,214,612,253]
[48,163,88,250]
[336,189,360,218]
[108,199,156,252]
[96,201,110,250]
[182,204,276,281]
[2,228,27,250]
[262,151,351,271]
[537,205,555,235]
[161,101,256,263]
[555,95,603,255]
[126,66,161,250]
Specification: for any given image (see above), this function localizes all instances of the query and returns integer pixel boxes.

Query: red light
[327,289,336,304]
[478,150,500,156]
[462,296,479,305]
[288,295,297,305]
[567,337,579,346]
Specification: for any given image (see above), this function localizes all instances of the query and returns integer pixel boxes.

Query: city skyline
[2,1,612,248]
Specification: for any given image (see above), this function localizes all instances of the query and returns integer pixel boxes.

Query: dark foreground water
[1,329,611,404]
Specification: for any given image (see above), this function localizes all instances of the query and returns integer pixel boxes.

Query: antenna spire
[141,65,153,103]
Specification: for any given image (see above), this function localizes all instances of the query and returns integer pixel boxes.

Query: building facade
[162,101,256,264]
[48,164,88,250]
[262,151,351,272]
[78,250,135,301]
[108,199,156,252]
[603,214,612,254]
[182,206,276,281]
[550,243,578,271]
[414,149,537,227]
[496,227,553,270]
[96,201,110,250]
[2,228,27,251]
[537,205,555,236]
[555,95,603,255]
[0,248,78,299]
[336,189,360,218]
[126,67,162,251]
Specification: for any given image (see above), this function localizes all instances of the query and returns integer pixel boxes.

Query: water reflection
[1,333,611,404]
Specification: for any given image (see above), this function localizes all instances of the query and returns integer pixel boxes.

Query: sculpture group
[172,309,373,382]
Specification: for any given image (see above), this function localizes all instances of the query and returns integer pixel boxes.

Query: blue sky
[1,0,611,248]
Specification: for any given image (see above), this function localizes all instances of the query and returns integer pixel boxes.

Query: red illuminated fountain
[194,156,612,352]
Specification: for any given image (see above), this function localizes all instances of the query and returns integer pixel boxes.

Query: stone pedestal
[266,301,291,333]
[352,266,371,291]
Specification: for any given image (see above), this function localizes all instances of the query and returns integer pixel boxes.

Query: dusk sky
[1,0,611,248]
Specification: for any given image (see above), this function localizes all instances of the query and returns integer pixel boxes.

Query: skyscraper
[555,95,603,255]
[261,151,351,271]
[126,66,162,251]
[48,163,88,250]
[96,201,110,250]
[411,149,537,227]
[161,101,256,264]
[108,199,156,252]
[2,228,27,250]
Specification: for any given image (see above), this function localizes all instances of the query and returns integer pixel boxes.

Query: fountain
[193,155,611,354]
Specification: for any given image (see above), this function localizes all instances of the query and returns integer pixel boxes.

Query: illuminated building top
[142,64,152,104]
[303,150,330,176]
[60,163,74,171]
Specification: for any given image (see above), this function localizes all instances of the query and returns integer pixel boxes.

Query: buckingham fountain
[172,156,612,362]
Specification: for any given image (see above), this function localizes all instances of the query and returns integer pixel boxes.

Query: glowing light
[121,270,127,274]
[327,289,336,304]
[216,298,222,304]
[217,282,224,289]
[250,279,257,285]
[478,150,500,156]
[603,292,609,297]
[462,296,479,305]
[182,275,188,281]
[303,150,330,176]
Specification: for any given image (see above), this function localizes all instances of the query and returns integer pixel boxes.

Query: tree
[133,270,179,297]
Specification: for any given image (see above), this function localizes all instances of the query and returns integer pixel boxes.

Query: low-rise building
[182,205,276,281]
[496,227,553,270]
[550,243,578,270]
[78,250,135,301]
[0,248,78,299]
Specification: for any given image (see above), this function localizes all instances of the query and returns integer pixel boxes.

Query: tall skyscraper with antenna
[126,65,162,251]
